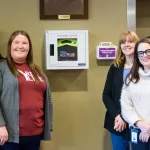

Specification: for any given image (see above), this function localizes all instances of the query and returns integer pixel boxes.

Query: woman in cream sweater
[121,37,150,150]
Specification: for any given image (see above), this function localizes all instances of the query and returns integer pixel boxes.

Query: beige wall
[136,0,150,38]
[0,0,127,150]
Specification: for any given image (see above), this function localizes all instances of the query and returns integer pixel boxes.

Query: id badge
[130,127,140,144]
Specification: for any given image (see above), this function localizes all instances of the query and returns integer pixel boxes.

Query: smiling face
[11,34,30,63]
[137,42,150,70]
[120,36,136,57]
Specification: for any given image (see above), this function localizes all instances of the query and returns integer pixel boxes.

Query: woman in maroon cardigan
[0,30,53,150]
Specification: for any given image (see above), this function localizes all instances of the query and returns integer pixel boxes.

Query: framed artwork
[40,0,88,20]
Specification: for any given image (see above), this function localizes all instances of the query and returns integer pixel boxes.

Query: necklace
[124,63,133,68]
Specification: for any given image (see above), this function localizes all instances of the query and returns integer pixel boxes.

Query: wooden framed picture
[39,0,88,20]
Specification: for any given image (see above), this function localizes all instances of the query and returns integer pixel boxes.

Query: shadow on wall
[0,31,9,57]
[40,94,76,150]
[96,59,113,66]
[45,69,88,92]
[102,130,112,150]
[41,37,88,92]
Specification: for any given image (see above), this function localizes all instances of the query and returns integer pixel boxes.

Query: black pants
[0,134,41,150]
[132,142,150,150]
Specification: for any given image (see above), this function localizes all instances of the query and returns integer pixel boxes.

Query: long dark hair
[125,38,150,86]
[7,30,40,82]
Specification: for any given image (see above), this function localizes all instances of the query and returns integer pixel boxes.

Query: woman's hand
[0,126,8,145]
[114,114,127,132]
[139,131,150,143]
[135,121,150,134]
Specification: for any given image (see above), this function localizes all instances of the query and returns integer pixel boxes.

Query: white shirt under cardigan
[121,67,150,126]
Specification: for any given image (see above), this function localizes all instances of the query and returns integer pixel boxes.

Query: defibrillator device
[45,30,89,70]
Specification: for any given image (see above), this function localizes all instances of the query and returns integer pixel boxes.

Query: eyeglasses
[137,49,150,57]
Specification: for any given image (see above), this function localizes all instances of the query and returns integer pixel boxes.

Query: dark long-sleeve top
[102,64,128,136]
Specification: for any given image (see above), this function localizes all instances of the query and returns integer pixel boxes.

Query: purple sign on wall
[99,48,116,58]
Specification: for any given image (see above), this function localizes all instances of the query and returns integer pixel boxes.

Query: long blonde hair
[7,30,40,83]
[114,31,139,67]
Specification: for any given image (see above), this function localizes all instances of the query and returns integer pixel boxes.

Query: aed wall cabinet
[45,30,89,70]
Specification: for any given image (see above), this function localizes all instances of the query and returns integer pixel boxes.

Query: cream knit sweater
[121,67,150,126]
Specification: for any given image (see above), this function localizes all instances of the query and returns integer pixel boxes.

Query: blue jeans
[110,133,130,150]
[0,134,41,150]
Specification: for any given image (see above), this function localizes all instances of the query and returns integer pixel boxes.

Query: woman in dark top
[102,31,139,150]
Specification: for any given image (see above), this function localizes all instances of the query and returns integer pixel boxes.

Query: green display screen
[57,38,78,61]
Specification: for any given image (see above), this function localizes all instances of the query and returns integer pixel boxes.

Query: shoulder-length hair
[7,30,40,83]
[125,38,150,86]
[114,31,139,67]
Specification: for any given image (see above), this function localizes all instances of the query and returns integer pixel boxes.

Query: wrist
[120,114,125,121]
[135,120,143,128]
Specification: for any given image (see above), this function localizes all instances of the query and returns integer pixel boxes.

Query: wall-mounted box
[96,42,117,60]
[45,30,89,70]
